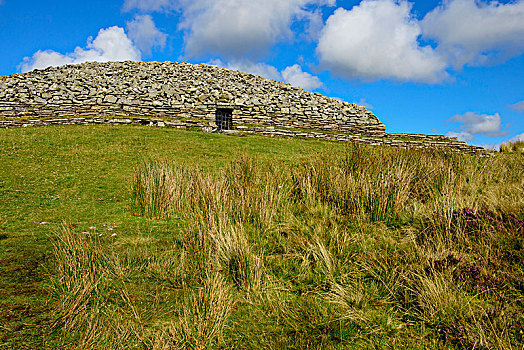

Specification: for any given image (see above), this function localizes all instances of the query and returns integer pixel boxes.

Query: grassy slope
[0,125,345,349]
[0,125,522,349]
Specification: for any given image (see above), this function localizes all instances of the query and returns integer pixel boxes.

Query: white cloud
[422,0,524,68]
[127,15,167,56]
[446,131,475,142]
[282,64,323,90]
[20,26,141,72]
[448,112,509,138]
[20,51,75,72]
[176,0,335,59]
[123,0,173,12]
[509,100,524,113]
[316,0,448,83]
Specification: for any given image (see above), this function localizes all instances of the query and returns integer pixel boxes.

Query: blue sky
[1,0,523,146]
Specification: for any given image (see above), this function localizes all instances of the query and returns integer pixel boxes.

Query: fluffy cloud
[316,0,448,83]
[316,0,524,83]
[177,0,335,59]
[20,26,141,72]
[20,51,75,73]
[282,64,323,90]
[421,0,524,68]
[509,100,524,113]
[447,111,509,141]
[126,15,167,56]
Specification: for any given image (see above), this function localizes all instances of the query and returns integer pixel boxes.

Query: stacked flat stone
[0,61,385,135]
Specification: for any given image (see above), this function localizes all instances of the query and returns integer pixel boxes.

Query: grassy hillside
[0,125,522,349]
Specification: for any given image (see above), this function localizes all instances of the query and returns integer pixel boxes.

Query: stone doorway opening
[216,108,233,130]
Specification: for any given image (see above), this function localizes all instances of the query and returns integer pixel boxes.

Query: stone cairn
[0,61,487,155]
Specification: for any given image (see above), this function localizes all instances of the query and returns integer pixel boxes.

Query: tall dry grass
[50,225,234,349]
[50,144,522,348]
[130,159,183,218]
[167,273,233,349]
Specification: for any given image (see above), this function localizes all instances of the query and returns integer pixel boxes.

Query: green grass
[0,124,522,349]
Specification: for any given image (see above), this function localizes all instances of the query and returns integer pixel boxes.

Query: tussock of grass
[167,273,233,349]
[130,159,181,219]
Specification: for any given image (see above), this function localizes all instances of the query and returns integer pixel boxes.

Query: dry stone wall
[0,117,489,155]
[0,61,385,135]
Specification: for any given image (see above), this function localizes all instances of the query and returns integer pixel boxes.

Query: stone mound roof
[0,61,385,135]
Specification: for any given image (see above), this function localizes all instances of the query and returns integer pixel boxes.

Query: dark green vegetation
[0,125,522,349]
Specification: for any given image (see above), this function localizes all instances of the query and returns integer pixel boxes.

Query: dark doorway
[216,108,233,130]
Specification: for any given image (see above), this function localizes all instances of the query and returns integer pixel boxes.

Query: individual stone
[104,95,118,103]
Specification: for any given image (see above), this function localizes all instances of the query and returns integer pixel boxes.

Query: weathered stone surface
[103,95,118,103]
